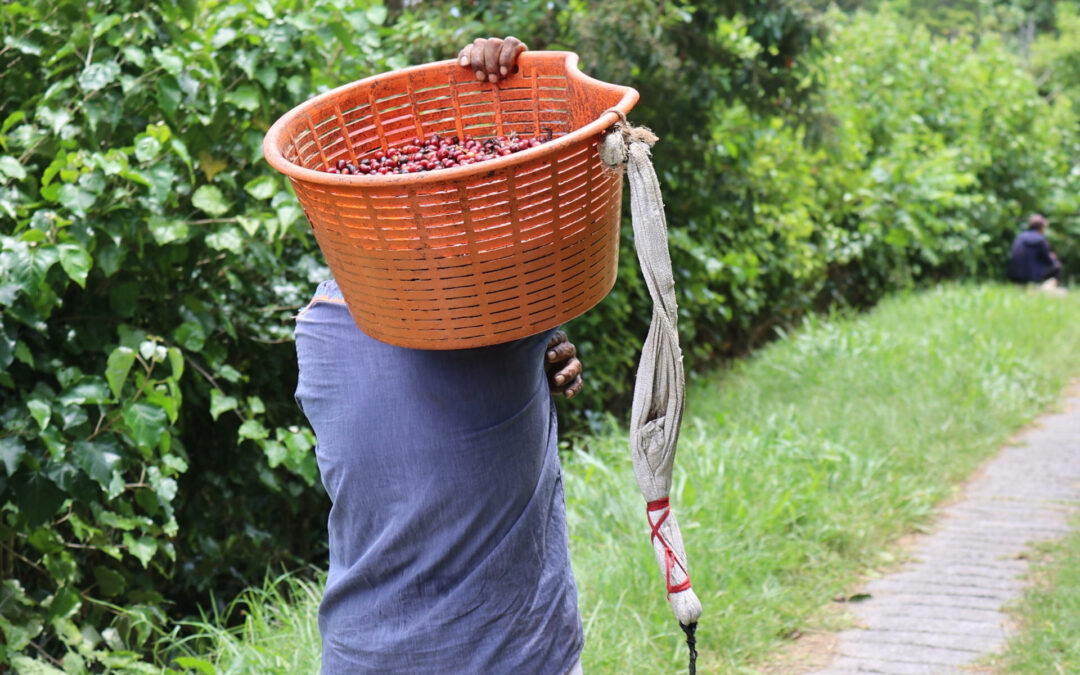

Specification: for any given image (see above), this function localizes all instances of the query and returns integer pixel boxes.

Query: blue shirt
[1008,229,1059,283]
[294,280,583,673]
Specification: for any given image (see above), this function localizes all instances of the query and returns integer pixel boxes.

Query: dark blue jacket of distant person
[1008,214,1061,284]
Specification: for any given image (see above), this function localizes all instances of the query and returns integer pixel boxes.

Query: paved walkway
[806,391,1080,674]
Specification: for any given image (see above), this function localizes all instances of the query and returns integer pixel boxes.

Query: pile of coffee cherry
[322,131,552,176]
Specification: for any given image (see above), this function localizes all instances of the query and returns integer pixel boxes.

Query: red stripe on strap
[646,499,693,596]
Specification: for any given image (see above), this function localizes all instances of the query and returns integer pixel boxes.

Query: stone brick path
[806,391,1080,674]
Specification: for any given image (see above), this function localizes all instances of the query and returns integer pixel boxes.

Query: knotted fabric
[599,117,703,629]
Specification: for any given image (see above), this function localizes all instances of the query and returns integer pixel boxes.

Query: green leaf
[123,533,157,567]
[173,322,206,351]
[218,365,242,383]
[209,390,238,421]
[1,110,26,134]
[205,226,244,254]
[165,347,183,380]
[27,399,50,431]
[57,184,96,215]
[244,175,277,200]
[0,436,26,476]
[157,74,182,116]
[366,5,388,24]
[263,440,287,468]
[152,46,184,74]
[93,565,126,598]
[173,657,217,675]
[57,243,92,288]
[0,156,27,181]
[78,61,120,92]
[256,66,278,91]
[238,419,269,441]
[13,472,65,529]
[4,36,42,56]
[59,379,111,405]
[134,135,162,163]
[14,341,33,367]
[96,149,129,175]
[9,656,64,675]
[225,85,260,111]
[121,402,168,453]
[59,380,111,406]
[148,215,190,245]
[237,216,261,236]
[211,27,238,50]
[92,14,122,38]
[0,326,14,370]
[97,240,125,277]
[73,440,122,488]
[192,185,230,216]
[149,466,178,505]
[121,45,146,68]
[46,585,82,623]
[43,551,79,585]
[162,453,189,475]
[106,346,136,399]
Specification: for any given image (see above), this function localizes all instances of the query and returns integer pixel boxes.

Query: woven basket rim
[262,51,639,187]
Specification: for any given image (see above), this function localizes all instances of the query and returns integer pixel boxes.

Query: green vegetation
[995,518,1080,673]
[4,0,1080,669]
[169,285,1080,672]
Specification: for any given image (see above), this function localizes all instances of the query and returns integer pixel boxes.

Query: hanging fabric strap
[598,112,703,639]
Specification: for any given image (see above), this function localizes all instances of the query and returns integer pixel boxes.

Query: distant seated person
[1008,214,1062,285]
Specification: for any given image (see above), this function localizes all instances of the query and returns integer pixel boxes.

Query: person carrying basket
[293,37,588,674]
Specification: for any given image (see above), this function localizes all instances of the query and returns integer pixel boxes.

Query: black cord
[680,621,698,675]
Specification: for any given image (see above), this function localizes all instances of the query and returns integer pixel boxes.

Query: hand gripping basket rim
[263,52,639,186]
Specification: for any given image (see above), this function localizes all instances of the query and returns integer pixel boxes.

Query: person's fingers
[471,38,488,80]
[546,340,577,365]
[458,44,472,67]
[482,38,503,82]
[552,357,582,387]
[563,375,583,399]
[546,329,568,351]
[497,36,527,76]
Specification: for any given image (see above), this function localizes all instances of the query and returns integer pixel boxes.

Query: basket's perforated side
[267,52,634,348]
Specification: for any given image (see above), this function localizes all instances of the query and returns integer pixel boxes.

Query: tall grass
[171,284,1080,673]
[163,574,322,674]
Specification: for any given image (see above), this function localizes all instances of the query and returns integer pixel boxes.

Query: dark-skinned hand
[457,36,528,83]
[546,330,583,399]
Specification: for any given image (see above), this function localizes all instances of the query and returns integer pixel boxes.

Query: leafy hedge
[0,0,409,668]
[1,0,1078,670]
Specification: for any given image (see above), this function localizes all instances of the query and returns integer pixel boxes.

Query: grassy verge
[993,517,1080,673]
[169,284,1080,673]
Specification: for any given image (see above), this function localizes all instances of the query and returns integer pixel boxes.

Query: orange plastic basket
[263,51,639,349]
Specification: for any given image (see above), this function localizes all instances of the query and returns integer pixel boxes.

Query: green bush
[0,0,404,668]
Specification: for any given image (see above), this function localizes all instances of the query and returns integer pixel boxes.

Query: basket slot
[535,76,569,87]
[378,113,421,143]
[343,121,378,148]
[494,86,535,101]
[301,117,332,169]
[463,178,511,202]
[460,113,497,133]
[516,208,556,236]
[332,106,359,164]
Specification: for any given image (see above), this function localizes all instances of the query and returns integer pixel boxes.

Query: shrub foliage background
[1,0,1078,669]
